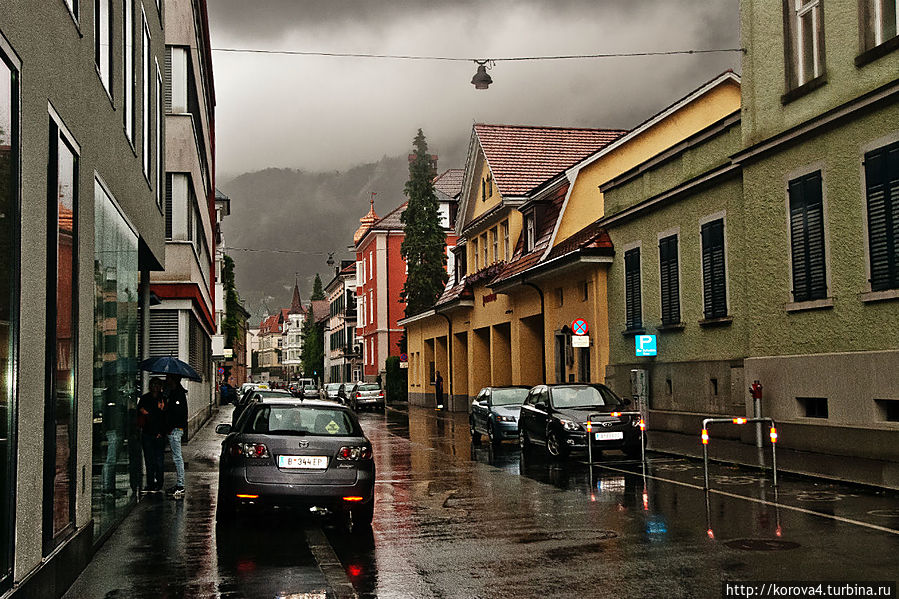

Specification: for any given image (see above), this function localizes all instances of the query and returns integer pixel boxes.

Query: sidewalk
[385,401,899,491]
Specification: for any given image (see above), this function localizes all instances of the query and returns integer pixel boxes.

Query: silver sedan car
[215,400,375,529]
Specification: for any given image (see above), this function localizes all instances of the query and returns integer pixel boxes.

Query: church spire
[289,275,303,314]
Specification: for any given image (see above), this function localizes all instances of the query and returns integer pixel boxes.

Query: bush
[384,356,408,403]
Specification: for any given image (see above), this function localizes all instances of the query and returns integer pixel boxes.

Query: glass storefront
[45,119,77,549]
[92,181,139,541]
[0,47,18,591]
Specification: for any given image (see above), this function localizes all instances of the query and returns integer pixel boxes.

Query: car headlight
[560,418,581,432]
[495,415,516,422]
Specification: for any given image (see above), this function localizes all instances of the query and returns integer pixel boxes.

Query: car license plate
[595,431,624,441]
[278,455,328,469]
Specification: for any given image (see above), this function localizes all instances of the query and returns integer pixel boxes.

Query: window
[864,141,899,291]
[164,173,172,238]
[64,0,79,19]
[95,0,112,93]
[0,45,19,583]
[581,281,589,302]
[875,399,899,422]
[46,115,79,549]
[446,245,455,282]
[659,235,681,324]
[502,220,510,261]
[123,0,134,141]
[524,211,536,252]
[788,171,828,301]
[555,287,563,308]
[491,227,498,263]
[578,347,590,383]
[471,238,479,271]
[142,13,150,178]
[798,396,828,418]
[861,0,898,49]
[624,247,642,330]
[784,0,825,89]
[369,291,373,324]
[155,63,162,207]
[455,246,466,282]
[701,219,728,319]
[481,233,488,266]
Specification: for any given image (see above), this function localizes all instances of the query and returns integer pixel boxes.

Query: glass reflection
[92,182,139,540]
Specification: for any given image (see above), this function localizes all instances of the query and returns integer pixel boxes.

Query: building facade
[324,261,360,384]
[0,0,168,595]
[281,284,305,383]
[149,0,216,438]
[211,188,230,376]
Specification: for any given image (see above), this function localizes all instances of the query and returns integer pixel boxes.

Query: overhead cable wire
[210,47,745,61]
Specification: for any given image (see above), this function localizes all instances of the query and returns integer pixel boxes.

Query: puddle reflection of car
[518,384,641,459]
[469,386,529,447]
[215,399,375,530]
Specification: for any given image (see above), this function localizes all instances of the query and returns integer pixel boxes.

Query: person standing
[164,374,188,499]
[435,371,444,410]
[137,378,166,493]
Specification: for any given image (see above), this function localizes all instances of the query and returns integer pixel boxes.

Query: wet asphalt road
[65,404,899,599]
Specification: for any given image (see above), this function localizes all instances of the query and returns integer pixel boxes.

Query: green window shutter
[659,235,680,325]
[624,248,642,330]
[865,141,899,291]
[788,171,827,302]
[701,219,727,319]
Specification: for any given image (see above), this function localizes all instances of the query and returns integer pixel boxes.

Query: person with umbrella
[164,373,188,499]
[139,356,200,500]
[137,378,166,493]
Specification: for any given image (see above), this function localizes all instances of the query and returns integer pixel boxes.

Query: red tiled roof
[339,262,356,275]
[474,124,627,197]
[371,201,407,231]
[544,219,614,262]
[309,300,330,323]
[433,169,464,198]
[435,281,474,307]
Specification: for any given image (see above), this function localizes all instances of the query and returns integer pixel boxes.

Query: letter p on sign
[635,335,657,357]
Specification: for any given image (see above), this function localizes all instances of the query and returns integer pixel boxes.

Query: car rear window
[551,385,623,409]
[358,384,380,391]
[244,405,361,436]
[490,388,529,406]
[256,390,292,398]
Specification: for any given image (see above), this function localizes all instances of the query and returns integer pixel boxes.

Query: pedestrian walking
[164,374,188,499]
[137,378,166,493]
[435,371,444,410]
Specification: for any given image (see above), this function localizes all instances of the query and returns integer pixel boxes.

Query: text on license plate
[278,455,328,469]
[595,431,624,441]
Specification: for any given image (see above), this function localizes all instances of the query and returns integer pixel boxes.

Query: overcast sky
[207,0,741,179]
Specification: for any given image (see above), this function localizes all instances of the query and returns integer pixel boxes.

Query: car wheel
[350,500,374,531]
[488,422,501,448]
[546,430,569,459]
[470,420,481,445]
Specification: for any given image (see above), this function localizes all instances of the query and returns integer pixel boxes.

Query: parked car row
[470,383,643,460]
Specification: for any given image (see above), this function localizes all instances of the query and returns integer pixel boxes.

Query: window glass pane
[124,0,133,140]
[0,55,17,582]
[92,182,139,540]
[142,18,150,177]
[95,0,111,91]
[800,10,815,81]
[51,133,77,540]
[883,0,898,41]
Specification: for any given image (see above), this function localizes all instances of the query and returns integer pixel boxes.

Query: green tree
[300,306,324,381]
[221,255,243,347]
[400,129,447,317]
[311,273,325,300]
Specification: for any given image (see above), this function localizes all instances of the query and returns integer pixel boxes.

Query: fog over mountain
[219,149,466,325]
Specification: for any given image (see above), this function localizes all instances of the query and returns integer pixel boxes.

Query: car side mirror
[215,424,232,435]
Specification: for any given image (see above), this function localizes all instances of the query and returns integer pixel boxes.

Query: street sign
[571,318,589,336]
[223,348,233,358]
[399,361,409,369]
[635,335,657,357]
[400,352,408,362]
[571,335,589,347]
[217,367,224,375]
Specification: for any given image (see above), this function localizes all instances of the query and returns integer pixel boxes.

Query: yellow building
[400,73,741,410]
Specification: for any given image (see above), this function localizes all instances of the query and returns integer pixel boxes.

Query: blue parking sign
[635,334,657,357]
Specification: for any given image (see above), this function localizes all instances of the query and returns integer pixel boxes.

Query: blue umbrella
[139,356,202,381]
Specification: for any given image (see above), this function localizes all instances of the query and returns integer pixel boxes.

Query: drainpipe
[437,311,453,407]
[521,281,546,383]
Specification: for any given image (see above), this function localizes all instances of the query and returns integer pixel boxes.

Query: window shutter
[163,46,172,113]
[624,248,642,329]
[865,142,899,291]
[701,219,727,318]
[164,173,173,239]
[789,172,827,301]
[149,310,179,357]
[659,235,680,325]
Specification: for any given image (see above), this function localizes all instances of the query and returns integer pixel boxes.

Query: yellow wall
[468,153,502,220]
[554,80,741,244]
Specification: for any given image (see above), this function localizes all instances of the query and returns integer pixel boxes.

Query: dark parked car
[348,382,384,411]
[469,386,530,447]
[518,384,641,459]
[231,388,292,425]
[215,399,375,529]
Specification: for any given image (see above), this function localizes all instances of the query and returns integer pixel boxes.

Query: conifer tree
[311,273,325,300]
[400,129,447,317]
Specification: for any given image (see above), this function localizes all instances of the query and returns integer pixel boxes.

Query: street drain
[795,490,846,502]
[516,529,617,544]
[724,539,800,551]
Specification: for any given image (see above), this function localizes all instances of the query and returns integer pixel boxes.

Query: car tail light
[343,496,364,502]
[236,493,259,499]
[378,391,385,398]
[337,445,373,461]
[231,443,270,458]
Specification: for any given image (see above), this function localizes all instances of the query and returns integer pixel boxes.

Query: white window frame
[368,291,373,325]
[141,11,150,179]
[794,0,823,84]
[95,0,112,94]
[123,0,134,142]
[869,0,899,46]
[155,61,162,207]
[168,46,188,113]
[525,211,536,252]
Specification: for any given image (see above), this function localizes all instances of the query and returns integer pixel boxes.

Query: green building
[602,1,899,464]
